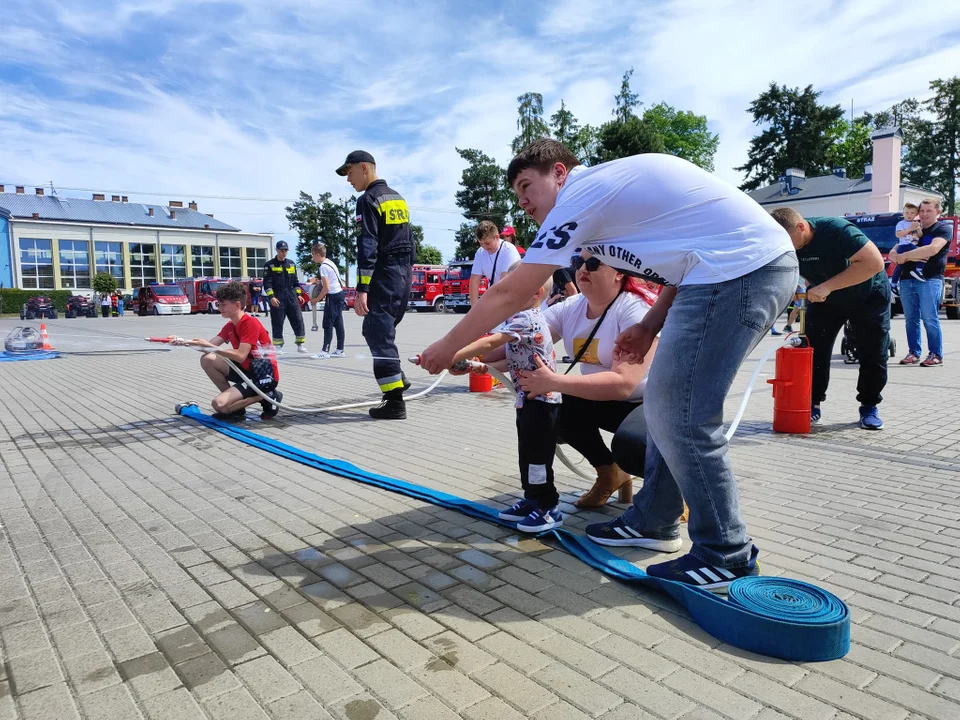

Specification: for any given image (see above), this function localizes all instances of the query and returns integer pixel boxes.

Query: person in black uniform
[262,240,307,353]
[771,208,890,430]
[336,150,415,419]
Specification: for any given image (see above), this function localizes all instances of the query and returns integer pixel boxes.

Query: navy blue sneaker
[646,546,760,592]
[859,405,883,430]
[811,405,821,424]
[498,499,537,522]
[517,506,562,533]
[585,515,682,552]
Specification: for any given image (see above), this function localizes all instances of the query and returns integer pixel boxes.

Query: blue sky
[2,0,959,263]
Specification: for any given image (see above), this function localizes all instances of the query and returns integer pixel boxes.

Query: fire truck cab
[135,282,191,316]
[177,277,229,314]
[408,264,448,312]
[843,212,959,318]
[442,261,488,314]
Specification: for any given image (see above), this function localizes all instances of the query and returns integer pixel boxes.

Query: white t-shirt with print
[319,259,344,294]
[542,292,651,402]
[522,154,794,287]
[472,240,522,286]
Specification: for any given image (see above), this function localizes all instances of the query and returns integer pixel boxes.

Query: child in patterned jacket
[450,263,563,532]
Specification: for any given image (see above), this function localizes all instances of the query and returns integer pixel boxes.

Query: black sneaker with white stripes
[646,546,760,592]
[585,516,682,552]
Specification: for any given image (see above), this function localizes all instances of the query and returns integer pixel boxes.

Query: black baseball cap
[276,240,289,250]
[336,150,376,176]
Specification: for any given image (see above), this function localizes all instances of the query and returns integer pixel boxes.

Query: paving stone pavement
[1,309,960,719]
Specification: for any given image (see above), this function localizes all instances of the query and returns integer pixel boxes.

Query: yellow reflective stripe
[379,380,406,392]
[265,290,275,296]
[271,267,283,272]
[378,199,409,225]
[286,266,296,273]
[359,275,373,285]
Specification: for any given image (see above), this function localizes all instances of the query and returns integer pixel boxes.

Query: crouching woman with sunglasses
[517,250,660,507]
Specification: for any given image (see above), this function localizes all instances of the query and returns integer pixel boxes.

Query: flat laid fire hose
[177,402,849,661]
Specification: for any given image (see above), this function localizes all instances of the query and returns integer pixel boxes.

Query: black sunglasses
[572,255,603,272]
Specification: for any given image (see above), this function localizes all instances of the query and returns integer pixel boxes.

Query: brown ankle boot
[575,464,633,509]
[680,503,689,523]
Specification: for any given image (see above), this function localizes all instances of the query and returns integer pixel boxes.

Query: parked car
[345,287,357,309]
[65,295,98,318]
[20,296,57,320]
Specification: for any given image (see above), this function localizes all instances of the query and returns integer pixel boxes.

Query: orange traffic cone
[39,323,55,350]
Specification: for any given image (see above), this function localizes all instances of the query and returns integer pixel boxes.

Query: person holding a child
[889,197,950,368]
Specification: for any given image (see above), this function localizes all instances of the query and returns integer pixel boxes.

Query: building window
[58,240,91,289]
[19,238,55,289]
[129,243,157,288]
[246,247,267,277]
[191,245,215,276]
[95,241,124,284]
[219,246,242,278]
[160,244,187,281]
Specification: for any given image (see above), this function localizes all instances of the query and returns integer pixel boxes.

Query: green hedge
[0,289,74,314]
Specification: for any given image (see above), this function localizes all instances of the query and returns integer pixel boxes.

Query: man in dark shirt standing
[889,197,950,367]
[337,150,415,420]
[771,208,890,430]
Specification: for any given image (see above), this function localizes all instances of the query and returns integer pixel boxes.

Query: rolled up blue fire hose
[178,404,850,661]
[0,350,60,362]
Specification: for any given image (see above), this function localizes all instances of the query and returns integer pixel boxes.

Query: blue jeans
[899,278,943,357]
[621,252,798,568]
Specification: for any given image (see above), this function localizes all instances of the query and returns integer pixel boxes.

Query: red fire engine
[408,264,448,312]
[442,261,488,313]
[177,277,231,314]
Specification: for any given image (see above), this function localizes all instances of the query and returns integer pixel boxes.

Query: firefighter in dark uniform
[262,240,306,353]
[336,150,415,419]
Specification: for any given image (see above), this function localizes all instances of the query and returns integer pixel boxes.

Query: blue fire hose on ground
[177,403,850,662]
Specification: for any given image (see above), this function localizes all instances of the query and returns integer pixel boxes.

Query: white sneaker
[297,345,308,354]
[313,351,330,359]
[275,347,285,355]
[909,269,926,282]
[331,349,345,358]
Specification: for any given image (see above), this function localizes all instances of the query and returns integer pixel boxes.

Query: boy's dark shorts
[227,368,277,399]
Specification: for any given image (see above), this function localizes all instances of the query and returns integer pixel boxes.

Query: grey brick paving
[3,313,960,718]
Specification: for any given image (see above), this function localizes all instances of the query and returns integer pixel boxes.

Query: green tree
[453,148,511,259]
[285,192,357,285]
[507,93,553,247]
[285,191,322,270]
[453,224,477,261]
[914,78,959,214]
[642,102,720,171]
[550,100,599,164]
[92,272,117,300]
[593,115,665,164]
[735,83,845,191]
[613,68,641,122]
[409,224,442,264]
[511,92,551,154]
[824,115,873,179]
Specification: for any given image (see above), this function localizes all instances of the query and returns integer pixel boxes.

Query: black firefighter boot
[369,380,411,420]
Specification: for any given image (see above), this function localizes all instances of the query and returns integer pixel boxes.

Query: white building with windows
[0,186,273,292]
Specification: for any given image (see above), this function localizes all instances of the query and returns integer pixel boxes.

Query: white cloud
[1,0,958,262]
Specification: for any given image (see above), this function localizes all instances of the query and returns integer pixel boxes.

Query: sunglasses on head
[572,256,603,272]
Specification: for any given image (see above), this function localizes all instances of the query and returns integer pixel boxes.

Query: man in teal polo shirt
[771,208,890,430]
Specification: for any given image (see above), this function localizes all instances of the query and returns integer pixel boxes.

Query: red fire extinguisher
[767,293,813,434]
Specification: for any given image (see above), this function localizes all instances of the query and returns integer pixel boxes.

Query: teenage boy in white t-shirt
[309,243,346,358]
[470,220,522,307]
[419,139,798,591]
